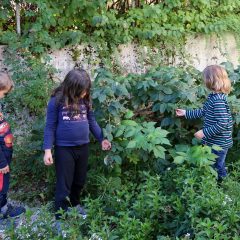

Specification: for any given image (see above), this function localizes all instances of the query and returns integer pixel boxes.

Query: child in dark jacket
[0,71,25,220]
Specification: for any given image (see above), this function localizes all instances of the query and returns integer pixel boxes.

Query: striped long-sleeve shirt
[185,92,233,149]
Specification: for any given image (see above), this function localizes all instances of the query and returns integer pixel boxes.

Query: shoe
[217,177,224,187]
[67,204,87,219]
[75,204,87,219]
[0,218,12,232]
[55,220,67,237]
[1,203,26,219]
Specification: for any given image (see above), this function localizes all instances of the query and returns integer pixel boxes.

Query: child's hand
[44,150,54,166]
[101,139,111,151]
[176,109,186,117]
[194,130,204,140]
[0,165,10,174]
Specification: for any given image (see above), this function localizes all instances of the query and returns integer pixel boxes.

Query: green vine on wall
[1,0,240,59]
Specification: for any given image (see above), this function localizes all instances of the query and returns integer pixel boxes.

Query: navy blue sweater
[186,92,233,149]
[43,97,104,149]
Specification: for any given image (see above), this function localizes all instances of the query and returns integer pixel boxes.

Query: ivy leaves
[1,1,240,55]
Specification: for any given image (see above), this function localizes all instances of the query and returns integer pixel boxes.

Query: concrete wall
[184,33,239,70]
[1,33,240,80]
[0,46,5,71]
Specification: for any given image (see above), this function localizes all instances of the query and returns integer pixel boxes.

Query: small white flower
[225,194,232,202]
[104,156,109,165]
[62,230,67,238]
[167,167,171,171]
[89,233,103,240]
[104,155,114,168]
[185,233,191,238]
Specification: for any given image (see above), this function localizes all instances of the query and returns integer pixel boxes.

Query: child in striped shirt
[176,65,233,182]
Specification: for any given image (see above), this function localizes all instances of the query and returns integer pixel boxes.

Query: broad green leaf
[174,156,185,164]
[212,145,222,151]
[153,145,166,158]
[127,140,137,149]
[122,120,138,127]
[125,110,134,119]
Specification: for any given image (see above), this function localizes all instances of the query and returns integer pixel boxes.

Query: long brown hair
[52,68,92,110]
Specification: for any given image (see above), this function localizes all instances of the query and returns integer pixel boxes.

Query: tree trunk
[16,3,21,35]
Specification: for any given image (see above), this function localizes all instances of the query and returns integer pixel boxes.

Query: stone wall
[1,33,240,80]
[48,33,240,80]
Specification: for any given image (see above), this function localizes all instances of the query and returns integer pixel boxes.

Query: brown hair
[203,65,231,94]
[52,68,92,110]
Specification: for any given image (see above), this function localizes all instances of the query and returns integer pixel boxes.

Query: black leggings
[54,144,89,218]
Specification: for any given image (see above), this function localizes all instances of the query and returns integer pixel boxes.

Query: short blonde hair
[0,71,14,92]
[203,65,231,94]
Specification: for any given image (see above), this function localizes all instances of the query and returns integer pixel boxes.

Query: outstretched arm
[185,108,205,119]
[176,108,204,119]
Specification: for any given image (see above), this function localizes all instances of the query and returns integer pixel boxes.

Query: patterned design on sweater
[61,105,88,122]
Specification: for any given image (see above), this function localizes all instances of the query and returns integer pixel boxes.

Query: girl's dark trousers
[54,144,89,219]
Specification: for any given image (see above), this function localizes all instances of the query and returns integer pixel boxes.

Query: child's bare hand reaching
[176,109,186,117]
[44,149,54,166]
[0,165,9,174]
[194,130,204,140]
[102,139,111,151]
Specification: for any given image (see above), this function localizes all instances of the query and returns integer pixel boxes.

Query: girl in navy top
[43,68,111,218]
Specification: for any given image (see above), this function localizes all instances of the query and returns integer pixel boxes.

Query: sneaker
[217,177,224,187]
[1,203,26,219]
[55,220,67,238]
[0,218,12,232]
[67,204,87,219]
[75,204,87,219]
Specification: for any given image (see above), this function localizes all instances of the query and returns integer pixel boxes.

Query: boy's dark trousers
[0,147,12,209]
[54,144,89,219]
[212,148,228,180]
